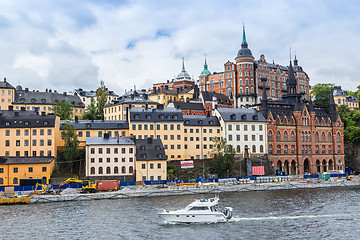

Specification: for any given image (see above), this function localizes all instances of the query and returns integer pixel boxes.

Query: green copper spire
[242,25,247,43]
[200,54,211,76]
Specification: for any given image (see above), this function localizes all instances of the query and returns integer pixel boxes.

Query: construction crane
[57,178,96,194]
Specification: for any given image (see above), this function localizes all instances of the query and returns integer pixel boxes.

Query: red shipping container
[96,180,119,191]
[252,166,265,176]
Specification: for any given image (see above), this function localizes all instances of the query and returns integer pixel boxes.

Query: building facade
[333,86,359,110]
[135,138,167,182]
[198,26,310,108]
[85,135,135,180]
[214,108,267,156]
[260,63,345,175]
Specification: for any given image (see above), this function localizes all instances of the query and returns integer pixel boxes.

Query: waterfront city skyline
[0,0,359,94]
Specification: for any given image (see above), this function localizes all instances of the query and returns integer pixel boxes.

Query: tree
[210,137,235,177]
[62,121,80,172]
[311,83,334,113]
[96,80,109,119]
[81,97,97,120]
[52,100,74,120]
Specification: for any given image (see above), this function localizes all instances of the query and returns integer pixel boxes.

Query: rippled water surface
[1,187,360,239]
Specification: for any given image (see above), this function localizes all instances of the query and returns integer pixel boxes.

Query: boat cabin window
[189,206,209,211]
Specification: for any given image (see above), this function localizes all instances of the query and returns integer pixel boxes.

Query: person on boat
[201,196,206,202]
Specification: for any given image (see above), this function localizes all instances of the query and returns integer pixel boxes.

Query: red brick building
[260,63,345,175]
[198,26,310,108]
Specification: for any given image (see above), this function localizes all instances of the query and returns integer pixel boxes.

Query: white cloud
[0,0,359,94]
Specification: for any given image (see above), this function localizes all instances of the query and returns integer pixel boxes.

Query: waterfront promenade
[29,177,360,204]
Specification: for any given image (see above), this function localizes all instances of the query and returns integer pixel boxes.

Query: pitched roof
[0,111,57,128]
[130,107,184,122]
[60,120,128,130]
[168,101,205,111]
[135,138,167,161]
[0,78,14,89]
[14,90,84,107]
[86,137,135,146]
[0,157,55,165]
[183,115,220,126]
[216,108,266,122]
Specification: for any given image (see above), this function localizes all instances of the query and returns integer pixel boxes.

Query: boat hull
[159,212,227,223]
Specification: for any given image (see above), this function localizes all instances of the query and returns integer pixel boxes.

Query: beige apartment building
[85,135,135,181]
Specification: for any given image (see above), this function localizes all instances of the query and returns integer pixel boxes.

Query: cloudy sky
[0,0,359,95]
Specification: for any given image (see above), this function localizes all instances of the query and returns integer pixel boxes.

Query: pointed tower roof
[176,58,192,81]
[235,25,254,60]
[200,55,211,76]
[287,61,297,86]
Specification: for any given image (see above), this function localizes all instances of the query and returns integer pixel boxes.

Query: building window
[142,164,146,169]
[98,148,103,154]
[91,167,95,175]
[42,167,47,172]
[99,167,103,174]
[13,168,18,173]
[5,130,10,136]
[13,178,18,185]
[106,167,111,174]
[122,166,126,174]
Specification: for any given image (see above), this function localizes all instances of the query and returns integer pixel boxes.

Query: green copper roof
[200,58,211,76]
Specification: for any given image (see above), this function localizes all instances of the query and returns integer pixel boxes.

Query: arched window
[276,131,281,142]
[291,131,295,142]
[321,132,325,142]
[301,132,304,142]
[122,166,126,174]
[308,132,311,142]
[252,145,256,153]
[315,132,319,142]
[98,167,103,174]
[106,167,111,174]
[328,133,332,142]
[114,166,119,174]
[260,145,264,153]
[236,145,241,153]
[13,177,18,185]
[268,144,273,154]
[90,167,95,175]
[268,131,273,142]
[337,132,341,143]
[284,145,288,154]
[284,131,288,142]
[129,166,134,174]
[277,145,281,154]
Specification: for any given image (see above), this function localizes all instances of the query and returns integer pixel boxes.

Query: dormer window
[41,99,46,103]
[159,115,165,120]
[198,120,203,124]
[134,114,140,120]
[31,98,36,103]
[44,121,48,126]
[166,115,171,120]
[252,115,258,120]
[24,121,29,126]
[146,114,151,120]
[173,115,178,120]
[140,146,146,151]
[230,114,236,120]
[241,114,247,120]
[20,98,25,103]
[155,145,161,151]
[118,123,123,128]
[86,123,91,128]
[5,121,10,126]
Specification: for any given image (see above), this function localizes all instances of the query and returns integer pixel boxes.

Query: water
[1,187,360,239]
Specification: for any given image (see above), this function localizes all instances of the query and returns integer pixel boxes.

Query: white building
[85,134,135,180]
[213,108,267,156]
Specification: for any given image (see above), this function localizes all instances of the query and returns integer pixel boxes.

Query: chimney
[46,88,48,92]
[63,92,67,96]
[8,106,13,111]
[49,89,52,93]
[153,86,156,93]
[165,85,169,90]
[25,88,29,93]
[147,137,153,144]
[21,107,25,111]
[4,77,6,82]
[75,116,78,123]
[145,103,148,110]
[104,133,109,139]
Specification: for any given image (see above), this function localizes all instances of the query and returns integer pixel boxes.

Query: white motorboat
[158,196,233,223]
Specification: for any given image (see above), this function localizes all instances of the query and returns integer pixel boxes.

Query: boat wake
[228,213,356,222]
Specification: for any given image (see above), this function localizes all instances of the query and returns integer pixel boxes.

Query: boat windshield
[189,206,209,211]
[210,206,217,212]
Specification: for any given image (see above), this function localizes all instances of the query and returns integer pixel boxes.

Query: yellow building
[104,91,158,120]
[57,119,129,150]
[0,78,15,111]
[0,110,60,158]
[135,138,167,182]
[149,85,195,107]
[333,86,359,110]
[0,78,85,118]
[0,157,55,186]
[129,106,221,161]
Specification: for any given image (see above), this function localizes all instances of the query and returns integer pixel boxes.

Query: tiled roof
[0,111,57,128]
[0,157,55,165]
[130,107,183,122]
[86,137,135,145]
[135,138,167,161]
[216,108,266,122]
[14,90,84,107]
[183,115,220,126]
[60,120,128,130]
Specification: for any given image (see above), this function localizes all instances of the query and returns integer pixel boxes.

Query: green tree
[96,80,109,119]
[210,137,235,177]
[337,104,350,115]
[311,83,334,113]
[62,121,80,172]
[81,97,97,120]
[52,100,74,120]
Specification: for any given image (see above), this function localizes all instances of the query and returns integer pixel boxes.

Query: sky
[0,0,359,95]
